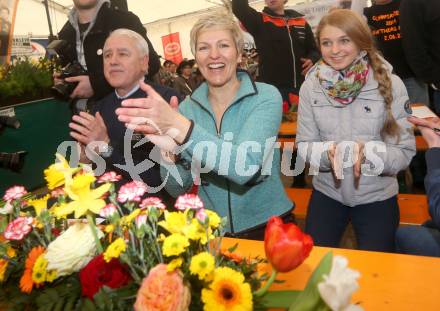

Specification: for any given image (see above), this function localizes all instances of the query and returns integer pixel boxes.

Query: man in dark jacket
[69,29,181,196]
[232,0,319,106]
[399,0,440,113]
[363,0,429,105]
[55,0,160,101]
[396,116,440,257]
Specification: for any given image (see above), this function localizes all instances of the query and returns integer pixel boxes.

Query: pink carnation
[97,171,122,183]
[135,214,148,229]
[140,197,166,211]
[117,181,148,203]
[99,203,118,218]
[3,217,33,240]
[174,194,204,211]
[134,264,190,311]
[50,187,65,198]
[3,186,27,201]
[196,208,208,224]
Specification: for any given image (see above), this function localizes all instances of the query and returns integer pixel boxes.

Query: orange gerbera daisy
[221,249,244,264]
[20,246,45,293]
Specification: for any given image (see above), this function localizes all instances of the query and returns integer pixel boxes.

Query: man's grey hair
[108,28,149,56]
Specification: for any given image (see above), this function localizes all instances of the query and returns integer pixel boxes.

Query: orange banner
[0,0,19,65]
[161,32,182,65]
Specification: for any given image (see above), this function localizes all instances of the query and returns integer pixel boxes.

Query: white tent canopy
[14,0,233,36]
[12,0,366,59]
[52,0,222,24]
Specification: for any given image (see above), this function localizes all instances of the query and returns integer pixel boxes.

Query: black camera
[47,39,87,101]
[0,151,27,172]
[52,62,87,100]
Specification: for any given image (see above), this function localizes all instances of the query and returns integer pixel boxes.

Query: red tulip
[264,216,313,273]
[282,100,289,113]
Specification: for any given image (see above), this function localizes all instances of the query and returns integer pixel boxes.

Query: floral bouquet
[0,154,362,310]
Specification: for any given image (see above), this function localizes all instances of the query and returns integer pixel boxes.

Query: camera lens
[51,82,77,101]
[0,151,27,172]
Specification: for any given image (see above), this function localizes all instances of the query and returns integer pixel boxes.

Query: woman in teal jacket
[116,11,293,239]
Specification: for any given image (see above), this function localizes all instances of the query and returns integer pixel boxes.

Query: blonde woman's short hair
[190,11,244,56]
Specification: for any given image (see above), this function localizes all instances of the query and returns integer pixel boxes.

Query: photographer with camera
[53,0,160,101]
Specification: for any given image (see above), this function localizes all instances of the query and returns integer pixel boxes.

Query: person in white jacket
[296,9,415,252]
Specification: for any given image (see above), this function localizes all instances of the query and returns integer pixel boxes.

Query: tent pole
[42,0,56,41]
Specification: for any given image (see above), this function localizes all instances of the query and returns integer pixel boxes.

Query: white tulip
[45,223,103,277]
[317,255,363,311]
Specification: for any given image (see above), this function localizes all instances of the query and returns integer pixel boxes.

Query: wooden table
[278,121,297,138]
[222,238,440,310]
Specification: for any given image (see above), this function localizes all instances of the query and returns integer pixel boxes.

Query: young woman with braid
[296,9,415,252]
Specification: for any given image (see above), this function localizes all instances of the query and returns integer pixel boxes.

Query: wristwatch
[100,143,114,158]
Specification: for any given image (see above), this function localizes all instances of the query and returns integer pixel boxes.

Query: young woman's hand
[353,141,365,186]
[328,142,343,179]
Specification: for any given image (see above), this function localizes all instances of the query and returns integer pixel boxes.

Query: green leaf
[257,290,302,309]
[289,252,333,311]
[93,287,113,311]
[227,243,239,253]
[80,298,97,311]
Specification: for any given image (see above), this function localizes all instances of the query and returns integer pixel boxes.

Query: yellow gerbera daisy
[167,257,183,272]
[201,267,252,311]
[190,252,215,281]
[162,233,190,257]
[27,194,50,216]
[206,210,221,229]
[55,173,111,218]
[32,254,48,284]
[103,238,126,262]
[43,153,78,190]
[45,270,57,283]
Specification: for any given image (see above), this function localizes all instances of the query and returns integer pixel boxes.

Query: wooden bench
[278,120,429,152]
[285,187,431,225]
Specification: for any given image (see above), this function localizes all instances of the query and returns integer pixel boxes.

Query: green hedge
[0,58,55,107]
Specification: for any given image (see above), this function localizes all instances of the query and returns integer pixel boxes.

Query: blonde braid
[368,51,401,141]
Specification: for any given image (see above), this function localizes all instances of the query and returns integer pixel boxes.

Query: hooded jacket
[58,0,160,100]
[232,0,320,90]
[296,60,416,206]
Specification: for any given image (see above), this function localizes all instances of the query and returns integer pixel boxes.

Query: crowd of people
[54,0,440,257]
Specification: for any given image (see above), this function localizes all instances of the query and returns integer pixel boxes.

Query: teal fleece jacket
[161,71,292,233]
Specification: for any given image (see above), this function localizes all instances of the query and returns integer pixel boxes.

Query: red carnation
[79,254,131,299]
